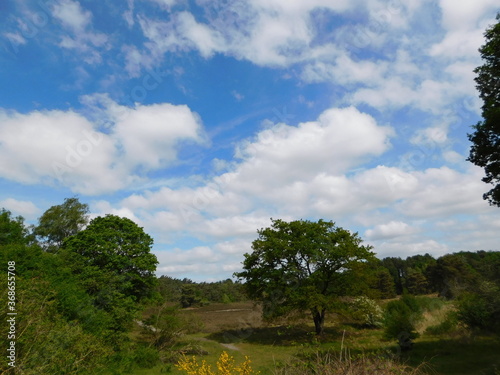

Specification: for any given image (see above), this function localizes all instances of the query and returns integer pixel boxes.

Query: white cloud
[198,215,272,239]
[365,221,417,240]
[52,0,91,32]
[135,0,353,69]
[438,0,498,31]
[0,198,40,220]
[51,0,109,64]
[374,239,450,259]
[430,0,498,59]
[149,0,180,10]
[233,106,393,187]
[0,109,120,192]
[0,100,206,195]
[113,103,206,171]
[396,166,493,218]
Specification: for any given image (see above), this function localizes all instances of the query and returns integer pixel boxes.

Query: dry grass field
[132,299,500,375]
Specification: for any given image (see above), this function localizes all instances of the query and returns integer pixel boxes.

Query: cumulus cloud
[365,221,417,240]
[113,103,206,170]
[0,99,206,195]
[0,198,40,220]
[232,106,393,190]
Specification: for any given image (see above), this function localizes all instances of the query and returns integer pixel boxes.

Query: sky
[0,0,499,282]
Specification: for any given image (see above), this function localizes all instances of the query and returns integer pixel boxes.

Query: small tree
[234,219,375,335]
[35,197,89,251]
[383,295,423,350]
[349,296,383,328]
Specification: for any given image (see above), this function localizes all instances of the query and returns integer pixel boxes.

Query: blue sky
[1,0,499,281]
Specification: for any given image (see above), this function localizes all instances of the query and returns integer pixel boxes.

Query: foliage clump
[349,296,383,328]
[383,295,423,350]
[177,351,258,375]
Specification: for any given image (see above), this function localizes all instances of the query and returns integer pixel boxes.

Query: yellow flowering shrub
[176,351,258,375]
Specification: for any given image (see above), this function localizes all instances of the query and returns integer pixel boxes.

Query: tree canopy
[62,214,158,331]
[0,208,32,246]
[468,13,500,206]
[35,197,89,250]
[63,214,158,299]
[234,218,375,335]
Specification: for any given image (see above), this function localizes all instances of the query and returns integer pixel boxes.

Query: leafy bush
[134,345,160,369]
[349,296,383,328]
[177,351,257,374]
[383,295,423,350]
[456,283,500,333]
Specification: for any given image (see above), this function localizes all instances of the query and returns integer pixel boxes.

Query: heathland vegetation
[1,198,500,374]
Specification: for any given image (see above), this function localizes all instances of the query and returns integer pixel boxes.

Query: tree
[405,268,429,295]
[427,254,478,299]
[234,219,375,335]
[468,14,500,206]
[375,268,397,299]
[62,215,158,331]
[381,257,407,295]
[35,197,89,250]
[383,294,423,350]
[0,208,32,245]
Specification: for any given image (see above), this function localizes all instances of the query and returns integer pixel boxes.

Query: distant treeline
[379,251,500,298]
[157,276,246,307]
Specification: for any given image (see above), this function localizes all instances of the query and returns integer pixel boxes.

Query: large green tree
[468,14,500,206]
[35,197,89,250]
[234,219,375,335]
[62,215,158,331]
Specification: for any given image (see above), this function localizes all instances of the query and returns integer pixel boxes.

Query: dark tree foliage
[0,212,113,374]
[62,215,158,332]
[35,197,89,251]
[406,268,429,295]
[383,294,423,350]
[375,268,397,299]
[381,257,407,295]
[0,208,32,245]
[427,253,479,299]
[62,215,158,301]
[235,219,375,335]
[380,254,437,296]
[468,14,500,206]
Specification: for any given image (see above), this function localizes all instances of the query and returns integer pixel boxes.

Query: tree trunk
[312,308,326,335]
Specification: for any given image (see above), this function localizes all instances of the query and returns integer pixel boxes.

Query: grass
[130,299,500,375]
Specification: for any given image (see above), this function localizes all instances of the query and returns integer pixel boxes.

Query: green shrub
[456,293,491,331]
[134,345,160,369]
[383,295,423,350]
[349,296,383,328]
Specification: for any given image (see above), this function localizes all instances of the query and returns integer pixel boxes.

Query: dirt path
[220,343,240,351]
[195,336,241,351]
